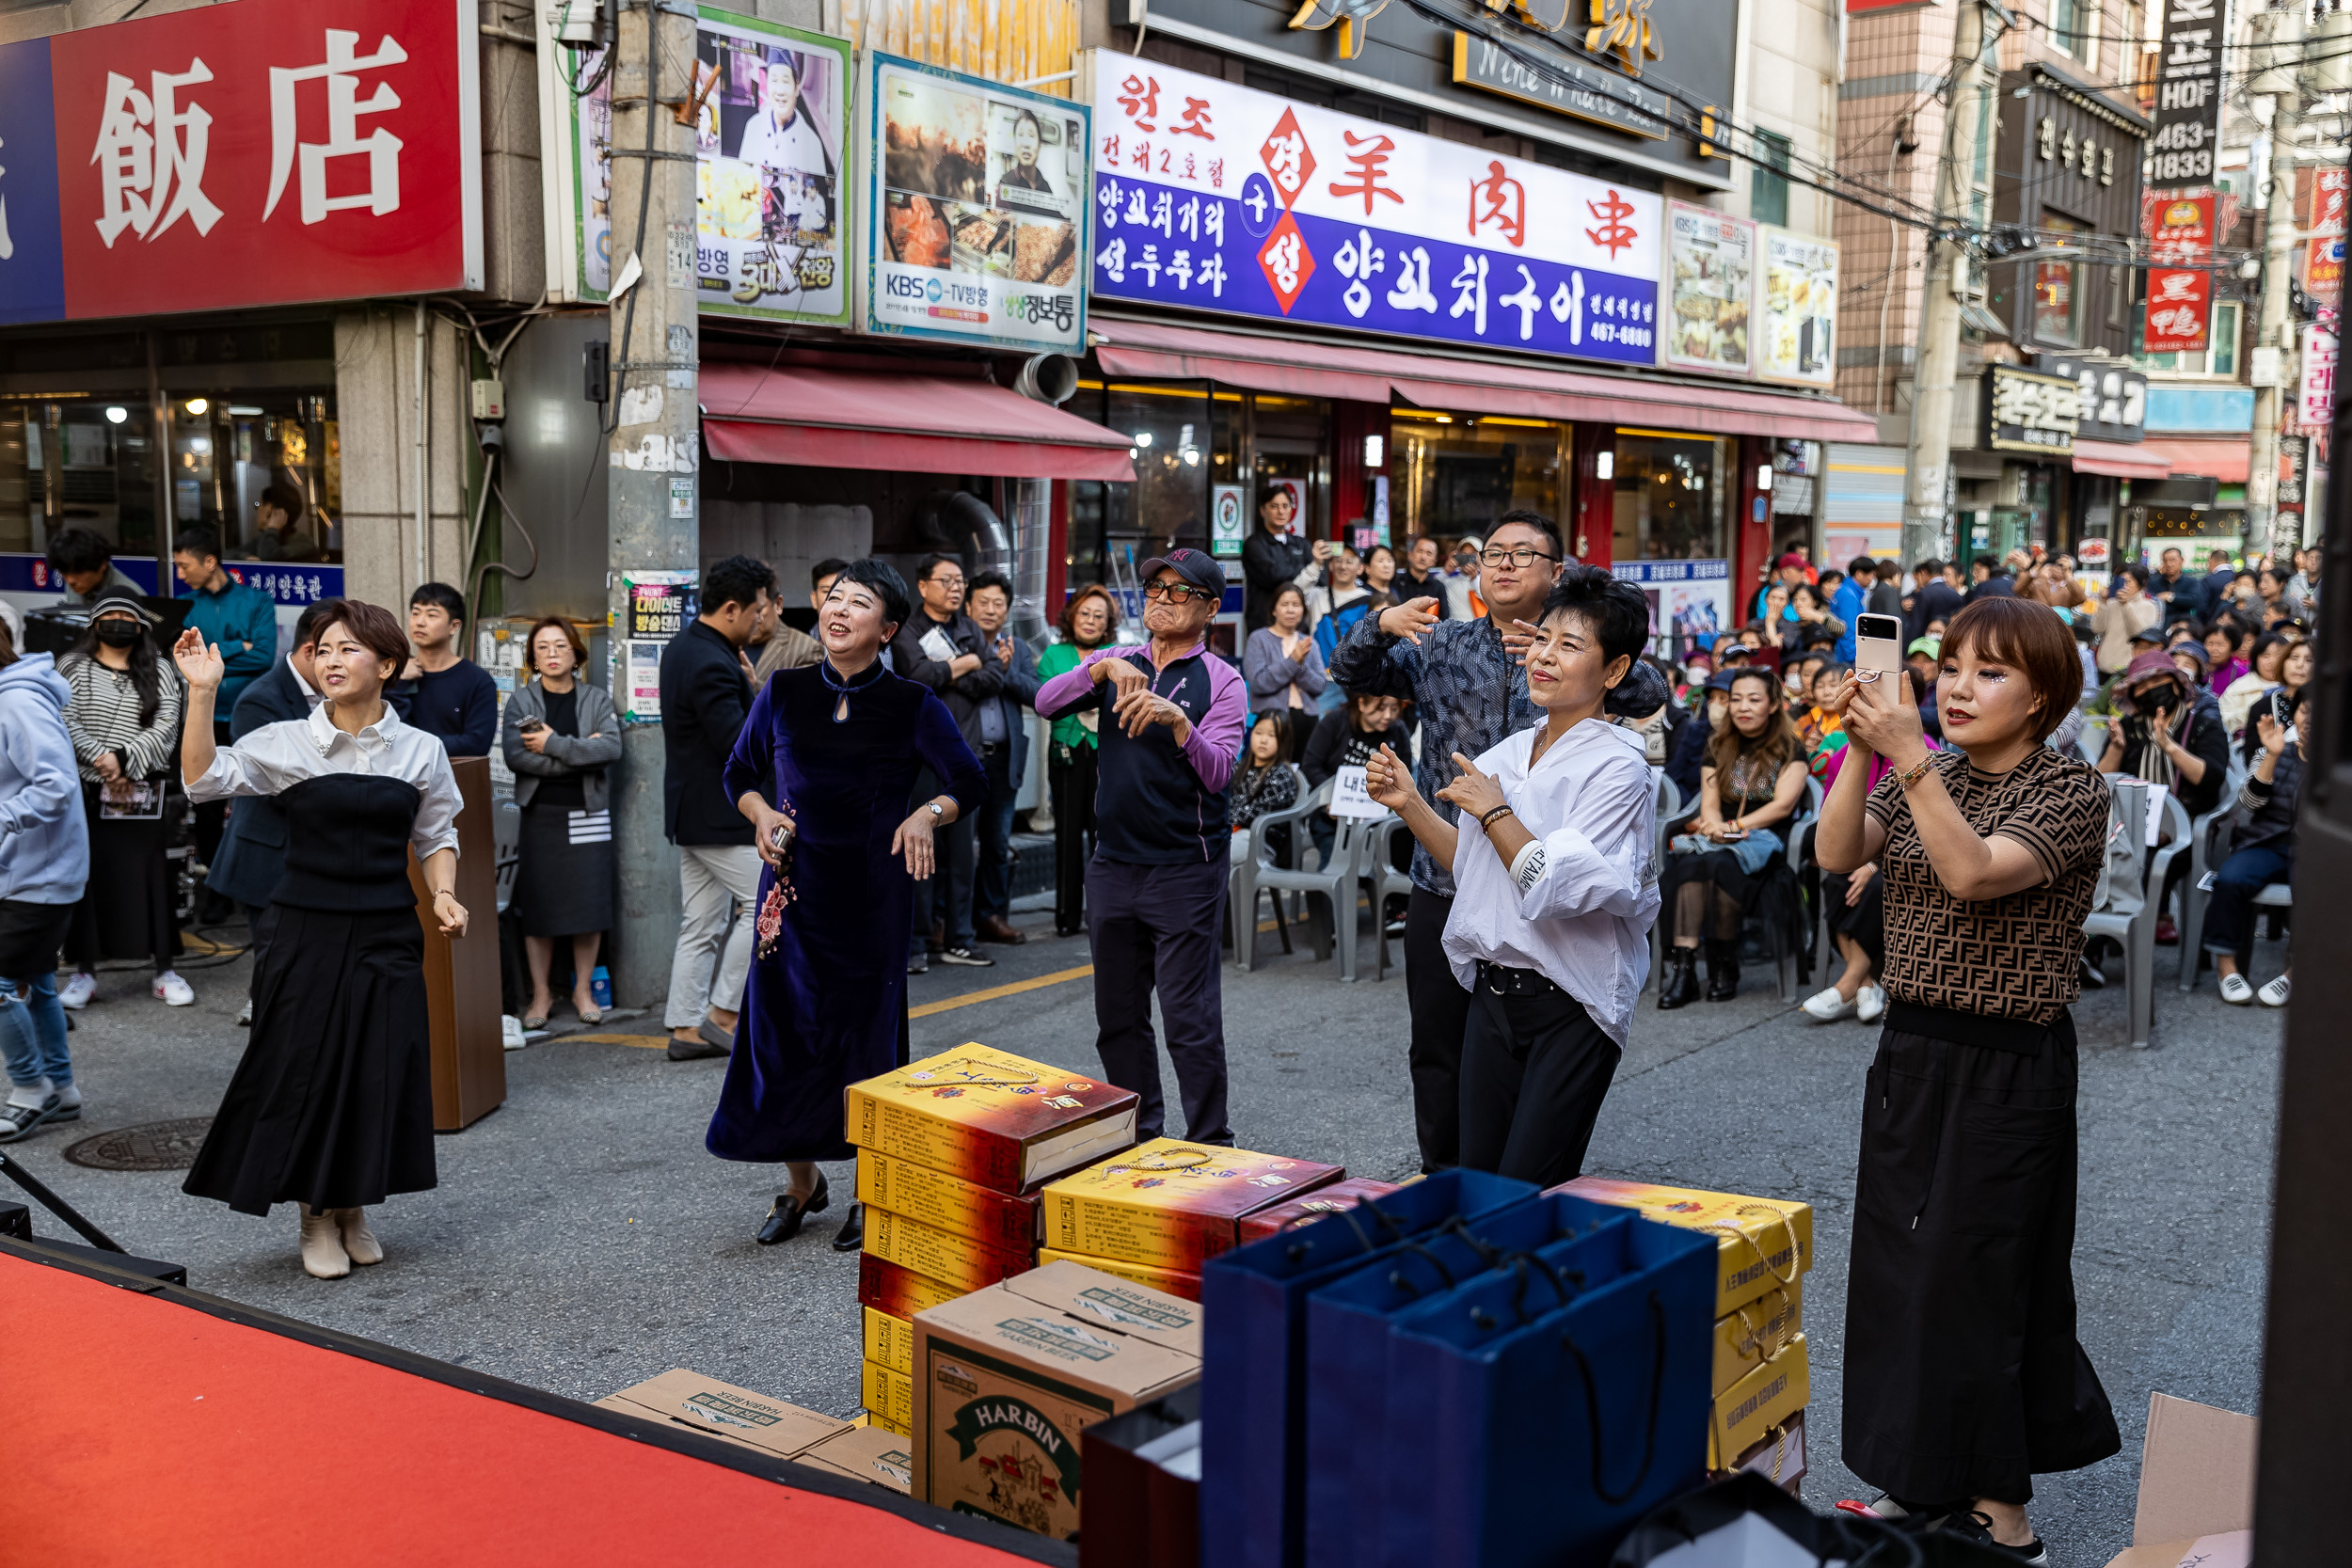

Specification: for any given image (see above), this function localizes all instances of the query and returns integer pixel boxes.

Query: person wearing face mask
[56,599,190,1009]
[1361,566,1659,1186]
[1666,668,1735,802]
[710,560,985,1252]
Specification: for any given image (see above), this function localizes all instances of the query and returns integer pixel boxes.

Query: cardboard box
[1233,1177,1400,1244]
[863,1357,914,1433]
[1711,1283,1801,1398]
[865,1205,1034,1294]
[1040,1138,1345,1270]
[595,1369,850,1461]
[2100,1393,2258,1568]
[1707,1332,1808,1468]
[1036,1246,1201,1302]
[858,1251,964,1321]
[1720,1411,1806,1495]
[1552,1178,1811,1316]
[864,1306,914,1377]
[859,1148,1042,1252]
[913,1260,1203,1542]
[796,1423,914,1493]
[846,1045,1139,1194]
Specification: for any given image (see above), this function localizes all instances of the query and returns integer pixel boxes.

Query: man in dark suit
[1902,558,1964,644]
[890,552,1004,971]
[660,555,775,1062]
[205,600,339,1027]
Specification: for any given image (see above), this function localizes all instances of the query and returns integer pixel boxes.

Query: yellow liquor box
[864,1205,1034,1295]
[1035,1246,1201,1302]
[1712,1284,1802,1398]
[864,1306,915,1377]
[858,1148,1042,1252]
[858,1251,963,1321]
[862,1356,914,1433]
[846,1045,1139,1195]
[1039,1138,1345,1271]
[1708,1332,1809,1469]
[1551,1178,1811,1316]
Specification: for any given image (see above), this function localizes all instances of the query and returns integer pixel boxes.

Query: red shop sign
[2143,195,2213,356]
[30,0,480,322]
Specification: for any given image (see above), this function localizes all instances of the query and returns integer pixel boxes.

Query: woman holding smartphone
[1819,597,2118,1561]
[707,560,984,1251]
[501,618,623,1029]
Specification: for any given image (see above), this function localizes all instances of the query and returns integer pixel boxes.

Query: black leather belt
[1476,960,1561,997]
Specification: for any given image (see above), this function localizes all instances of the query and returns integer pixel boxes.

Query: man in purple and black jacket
[1035,549,1247,1145]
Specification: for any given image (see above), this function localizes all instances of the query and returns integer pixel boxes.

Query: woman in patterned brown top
[1818,597,2119,1564]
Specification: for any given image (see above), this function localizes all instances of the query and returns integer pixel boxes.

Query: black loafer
[831,1200,866,1253]
[668,1036,727,1062]
[755,1174,831,1245]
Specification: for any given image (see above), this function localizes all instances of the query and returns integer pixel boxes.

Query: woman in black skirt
[57,597,188,1007]
[173,600,468,1281]
[1819,597,2120,1562]
[500,617,621,1028]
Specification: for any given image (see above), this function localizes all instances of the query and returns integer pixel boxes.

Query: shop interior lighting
[183,398,208,416]
[228,404,264,417]
[1133,430,1153,447]
[1362,433,1385,467]
[1178,423,1200,466]
[1434,414,1452,424]
[103,405,127,424]
[1757,466,1774,492]
[1595,451,1613,480]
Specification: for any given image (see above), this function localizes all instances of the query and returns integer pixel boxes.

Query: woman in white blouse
[1363,565,1660,1187]
[171,600,469,1281]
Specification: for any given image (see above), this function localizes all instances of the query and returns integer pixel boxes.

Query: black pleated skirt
[514,799,615,938]
[1840,1007,2121,1507]
[183,905,437,1217]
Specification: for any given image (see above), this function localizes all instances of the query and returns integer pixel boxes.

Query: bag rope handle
[1561,1291,1668,1507]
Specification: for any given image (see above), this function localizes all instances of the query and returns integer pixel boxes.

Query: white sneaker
[1802,987,1857,1022]
[152,971,195,1006]
[235,999,252,1027]
[58,973,95,1010]
[1856,984,1887,1023]
[2218,972,2255,1006]
[2258,975,2291,1008]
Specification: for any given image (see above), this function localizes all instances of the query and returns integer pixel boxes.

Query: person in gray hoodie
[0,621,91,1140]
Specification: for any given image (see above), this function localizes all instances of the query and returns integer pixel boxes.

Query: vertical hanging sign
[2148,0,2227,192]
[2143,195,2214,355]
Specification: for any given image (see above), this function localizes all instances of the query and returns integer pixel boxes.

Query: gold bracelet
[1896,753,1937,789]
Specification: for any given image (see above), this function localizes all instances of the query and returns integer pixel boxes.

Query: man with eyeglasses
[891,553,1005,971]
[1035,549,1248,1145]
[1330,510,1667,1173]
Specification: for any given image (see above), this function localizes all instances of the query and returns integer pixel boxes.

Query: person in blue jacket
[172,526,278,718]
[0,618,91,1141]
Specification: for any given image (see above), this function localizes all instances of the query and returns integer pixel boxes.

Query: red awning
[699,361,1137,483]
[2139,436,2249,483]
[2070,438,2171,480]
[1089,317,1882,445]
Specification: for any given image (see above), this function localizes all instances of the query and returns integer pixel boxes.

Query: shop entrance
[1391,412,1567,548]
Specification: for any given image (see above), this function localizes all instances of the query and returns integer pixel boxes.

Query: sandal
[0,1095,59,1143]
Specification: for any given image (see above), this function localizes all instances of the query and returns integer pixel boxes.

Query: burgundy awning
[699,361,1136,482]
[2070,439,2171,480]
[1089,317,1883,445]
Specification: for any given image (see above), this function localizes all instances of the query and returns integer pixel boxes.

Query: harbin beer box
[1552,1177,1812,1315]
[912,1259,1203,1542]
[1040,1137,1345,1273]
[594,1370,850,1461]
[846,1044,1139,1196]
[795,1424,914,1495]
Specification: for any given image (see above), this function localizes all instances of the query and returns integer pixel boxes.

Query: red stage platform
[0,1238,1068,1566]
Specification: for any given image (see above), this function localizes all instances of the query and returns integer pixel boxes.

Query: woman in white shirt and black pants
[1364,566,1660,1186]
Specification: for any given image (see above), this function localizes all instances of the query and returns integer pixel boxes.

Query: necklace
[817,657,868,723]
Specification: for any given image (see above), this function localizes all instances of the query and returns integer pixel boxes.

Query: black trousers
[1842,1015,2120,1507]
[1087,855,1232,1146]
[1050,743,1098,937]
[1459,971,1621,1190]
[1405,887,1470,1171]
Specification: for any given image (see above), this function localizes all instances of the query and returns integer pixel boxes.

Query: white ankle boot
[333,1207,383,1266]
[298,1206,351,1279]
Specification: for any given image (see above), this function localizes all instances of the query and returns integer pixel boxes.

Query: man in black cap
[1034,548,1248,1145]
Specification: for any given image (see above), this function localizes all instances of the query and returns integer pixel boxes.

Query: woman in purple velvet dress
[707,559,983,1250]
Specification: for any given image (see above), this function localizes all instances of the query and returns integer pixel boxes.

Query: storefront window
[0,389,339,565]
[1611,430,1733,562]
[2031,216,2081,346]
[1391,412,1566,547]
[1067,380,1211,590]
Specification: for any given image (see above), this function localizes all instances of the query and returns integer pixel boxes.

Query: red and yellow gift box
[1549,1177,1811,1317]
[1039,1138,1344,1271]
[856,1148,1041,1253]
[1234,1177,1401,1245]
[845,1045,1138,1195]
[1033,1247,1202,1302]
[864,1206,1034,1296]
[857,1251,963,1322]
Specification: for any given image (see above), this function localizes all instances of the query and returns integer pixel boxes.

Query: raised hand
[1363,743,1418,812]
[1435,751,1506,821]
[1377,596,1441,645]
[171,627,223,692]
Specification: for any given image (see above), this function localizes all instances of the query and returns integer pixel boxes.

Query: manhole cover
[61,1117,213,1171]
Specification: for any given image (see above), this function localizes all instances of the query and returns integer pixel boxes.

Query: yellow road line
[911,964,1094,1019]
[562,1032,673,1049]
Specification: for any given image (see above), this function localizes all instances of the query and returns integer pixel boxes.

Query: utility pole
[1900,0,1993,570]
[606,0,700,1009]
[2245,0,2303,564]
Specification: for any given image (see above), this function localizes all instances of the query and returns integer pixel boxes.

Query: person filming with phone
[2202,685,2302,1006]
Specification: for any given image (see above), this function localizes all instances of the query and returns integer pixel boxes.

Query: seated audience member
[2205,686,2302,1006]
[1301,689,1414,868]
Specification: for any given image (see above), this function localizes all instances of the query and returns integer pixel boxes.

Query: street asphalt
[8,904,2283,1566]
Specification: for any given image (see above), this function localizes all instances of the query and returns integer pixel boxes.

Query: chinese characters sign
[864,53,1088,353]
[0,0,480,325]
[1086,54,1661,369]
[2305,167,2347,308]
[2144,195,2214,355]
[1985,364,2078,456]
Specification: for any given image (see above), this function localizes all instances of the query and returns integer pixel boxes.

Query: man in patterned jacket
[1331,511,1667,1172]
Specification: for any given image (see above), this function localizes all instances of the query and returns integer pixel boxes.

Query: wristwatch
[927,801,946,819]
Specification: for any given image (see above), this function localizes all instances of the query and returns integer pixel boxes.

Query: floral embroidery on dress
[754,803,798,959]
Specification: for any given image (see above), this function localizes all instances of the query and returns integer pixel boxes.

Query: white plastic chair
[1229,767,1312,968]
[2085,778,2189,1049]
[1233,776,1389,981]
[1646,774,1816,1002]
[1364,816,1416,982]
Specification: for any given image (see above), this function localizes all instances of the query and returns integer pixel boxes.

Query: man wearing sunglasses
[1035,550,1248,1145]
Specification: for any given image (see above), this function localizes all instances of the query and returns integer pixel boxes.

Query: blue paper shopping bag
[1380,1213,1718,1568]
[1200,1168,1537,1568]
[1302,1192,1631,1568]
